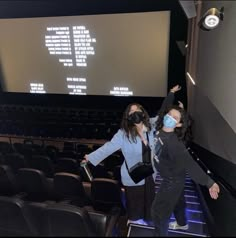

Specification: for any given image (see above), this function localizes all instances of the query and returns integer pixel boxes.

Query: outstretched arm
[158,85,181,114]
[169,140,220,199]
[184,149,220,199]
[83,129,123,166]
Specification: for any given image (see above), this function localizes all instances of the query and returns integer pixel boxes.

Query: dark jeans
[151,177,185,236]
[173,189,187,226]
[125,176,155,220]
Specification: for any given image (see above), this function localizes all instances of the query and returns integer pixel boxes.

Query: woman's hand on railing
[209,182,220,199]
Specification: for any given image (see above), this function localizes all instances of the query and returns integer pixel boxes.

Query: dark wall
[191,143,236,237]
[187,1,236,164]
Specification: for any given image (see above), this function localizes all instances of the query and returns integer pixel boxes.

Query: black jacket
[155,130,214,188]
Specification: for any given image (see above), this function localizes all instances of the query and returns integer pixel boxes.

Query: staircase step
[186,201,201,210]
[154,185,196,192]
[185,196,199,203]
[170,209,204,222]
[169,217,206,225]
[184,185,196,190]
[185,181,194,185]
[127,224,207,237]
[185,209,205,221]
[185,190,197,195]
[168,229,207,237]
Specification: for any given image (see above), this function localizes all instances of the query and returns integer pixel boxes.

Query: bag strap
[124,158,130,172]
[146,132,149,143]
[124,131,150,172]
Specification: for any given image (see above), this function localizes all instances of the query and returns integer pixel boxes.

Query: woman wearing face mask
[151,105,220,236]
[83,85,181,225]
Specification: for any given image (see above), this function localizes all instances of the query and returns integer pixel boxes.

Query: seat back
[4,153,27,173]
[13,142,24,154]
[0,196,38,236]
[91,178,124,213]
[0,165,19,195]
[54,172,90,206]
[55,158,80,174]
[43,203,96,236]
[30,155,54,178]
[26,201,48,236]
[88,210,111,237]
[17,168,50,201]
[88,164,111,179]
[45,145,58,162]
[59,150,77,159]
[0,141,11,155]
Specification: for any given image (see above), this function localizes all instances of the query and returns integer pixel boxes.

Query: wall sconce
[198,7,224,31]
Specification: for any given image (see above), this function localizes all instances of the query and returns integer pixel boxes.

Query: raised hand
[178,101,184,109]
[82,154,89,163]
[170,85,181,93]
[209,183,220,199]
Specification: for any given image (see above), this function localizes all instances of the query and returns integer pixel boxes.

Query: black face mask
[127,111,144,124]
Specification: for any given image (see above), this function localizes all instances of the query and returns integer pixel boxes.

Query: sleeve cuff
[206,177,215,188]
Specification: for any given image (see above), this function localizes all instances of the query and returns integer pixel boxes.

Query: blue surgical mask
[163,114,177,128]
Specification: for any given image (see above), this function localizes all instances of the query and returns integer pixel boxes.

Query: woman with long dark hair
[151,105,220,236]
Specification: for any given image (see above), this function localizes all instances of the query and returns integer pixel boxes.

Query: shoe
[135,219,148,226]
[169,221,189,230]
[127,219,148,226]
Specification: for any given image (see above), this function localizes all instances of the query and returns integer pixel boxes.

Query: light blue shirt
[87,116,157,186]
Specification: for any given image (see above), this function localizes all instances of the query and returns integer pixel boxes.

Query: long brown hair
[120,103,151,143]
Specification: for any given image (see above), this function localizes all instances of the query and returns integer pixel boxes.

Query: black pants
[151,178,185,236]
[125,176,155,220]
[173,189,187,226]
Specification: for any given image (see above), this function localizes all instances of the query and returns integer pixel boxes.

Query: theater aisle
[127,173,209,237]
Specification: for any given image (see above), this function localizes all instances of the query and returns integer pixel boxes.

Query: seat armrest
[82,181,91,198]
[105,207,121,237]
[13,192,27,199]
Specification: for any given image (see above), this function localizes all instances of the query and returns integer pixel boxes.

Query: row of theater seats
[0,139,124,186]
[0,165,125,211]
[0,120,119,139]
[0,141,124,172]
[0,195,121,236]
[0,105,122,139]
[0,139,127,236]
[0,151,123,185]
[0,164,126,236]
[0,141,93,160]
[0,104,123,124]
